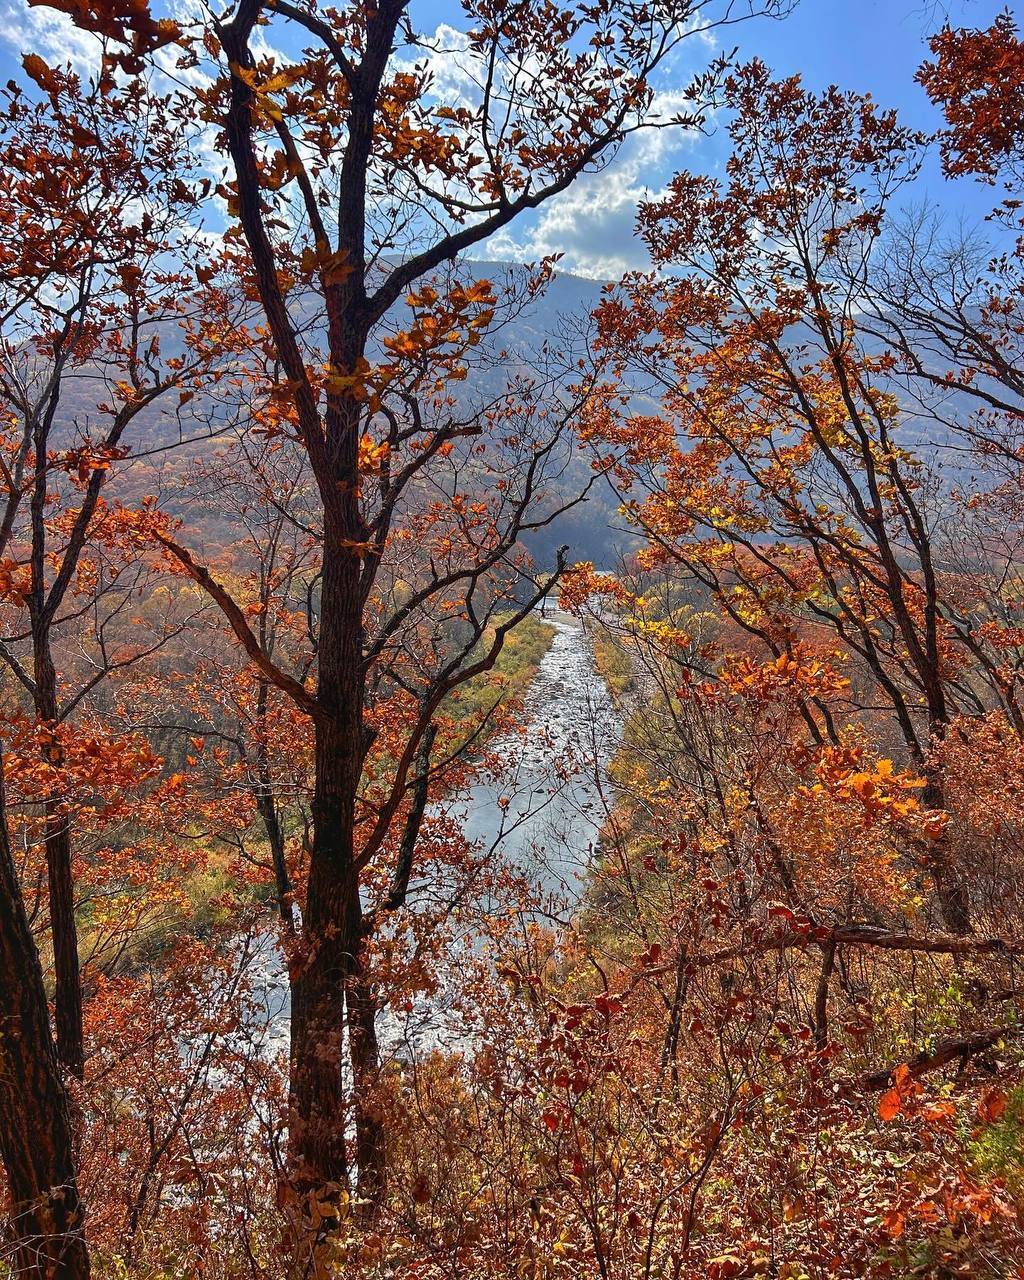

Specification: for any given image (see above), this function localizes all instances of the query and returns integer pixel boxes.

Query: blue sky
[0,0,1013,277]
[734,0,1011,216]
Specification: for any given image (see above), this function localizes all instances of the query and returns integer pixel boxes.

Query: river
[458,605,621,900]
[245,605,622,1057]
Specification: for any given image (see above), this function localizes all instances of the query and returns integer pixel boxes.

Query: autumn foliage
[1,3,1024,1279]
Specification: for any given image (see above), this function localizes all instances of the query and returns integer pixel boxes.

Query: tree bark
[33,636,84,1078]
[287,849,358,1194]
[813,936,836,1051]
[346,970,384,1212]
[288,811,360,1194]
[288,526,366,1194]
[255,680,295,932]
[28,392,84,1078]
[923,769,972,937]
[257,785,295,933]
[0,757,89,1278]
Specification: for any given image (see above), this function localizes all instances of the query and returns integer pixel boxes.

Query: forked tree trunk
[29,416,84,1078]
[0,762,89,1278]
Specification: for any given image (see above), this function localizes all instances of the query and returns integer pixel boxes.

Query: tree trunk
[287,817,359,1195]
[923,710,970,937]
[255,680,295,932]
[28,395,84,1077]
[346,968,385,1212]
[660,944,689,1099]
[924,774,972,936]
[813,936,836,1050]
[43,805,83,1078]
[34,637,84,1078]
[257,785,295,932]
[288,522,366,1194]
[0,757,89,1279]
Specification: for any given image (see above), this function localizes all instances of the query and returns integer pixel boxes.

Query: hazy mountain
[47,259,1004,576]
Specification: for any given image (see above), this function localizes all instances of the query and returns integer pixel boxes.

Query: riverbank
[590,624,636,704]
[445,611,557,746]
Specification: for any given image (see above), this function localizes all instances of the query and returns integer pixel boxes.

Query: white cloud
[488,168,652,280]
[0,1,103,73]
[404,23,482,101]
[0,7,714,281]
[486,113,703,280]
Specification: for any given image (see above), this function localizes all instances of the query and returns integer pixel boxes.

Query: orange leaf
[979,1088,1008,1124]
[878,1088,902,1121]
[921,1100,955,1123]
[22,53,60,95]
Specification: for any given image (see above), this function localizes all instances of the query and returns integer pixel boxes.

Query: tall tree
[584,62,1024,935]
[0,755,89,1278]
[0,63,240,1074]
[103,0,790,1215]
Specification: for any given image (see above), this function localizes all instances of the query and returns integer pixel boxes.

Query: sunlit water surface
[241,608,622,1059]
